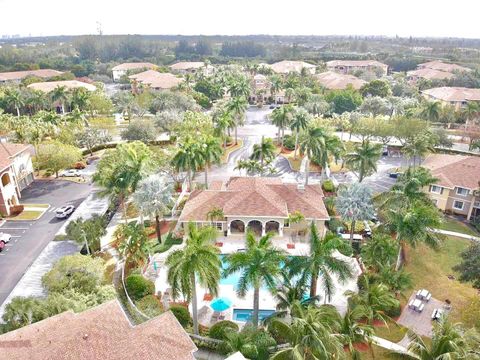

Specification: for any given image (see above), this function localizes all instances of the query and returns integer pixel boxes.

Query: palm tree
[234,159,263,176]
[25,89,47,114]
[377,265,413,295]
[206,207,224,226]
[172,138,203,190]
[336,183,375,246]
[291,108,311,159]
[200,136,223,188]
[166,222,221,335]
[420,101,441,123]
[402,132,435,168]
[227,96,248,145]
[289,223,353,301]
[227,75,251,98]
[271,105,294,148]
[269,74,283,104]
[50,86,69,115]
[224,231,286,327]
[250,136,276,166]
[339,305,374,360]
[4,88,24,117]
[345,140,383,182]
[360,232,398,271]
[117,223,150,267]
[70,87,91,111]
[299,127,328,186]
[214,110,234,148]
[273,271,310,316]
[462,101,480,126]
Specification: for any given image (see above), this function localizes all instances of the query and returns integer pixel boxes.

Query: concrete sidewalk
[431,228,480,242]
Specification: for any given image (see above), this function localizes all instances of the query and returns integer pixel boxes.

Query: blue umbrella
[210,297,233,312]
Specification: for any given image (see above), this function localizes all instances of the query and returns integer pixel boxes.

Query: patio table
[411,298,422,311]
[416,289,430,300]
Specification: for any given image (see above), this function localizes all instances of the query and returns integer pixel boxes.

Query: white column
[279,224,284,237]
[261,222,266,236]
[227,222,231,236]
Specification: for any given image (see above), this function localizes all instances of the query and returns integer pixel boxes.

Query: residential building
[0,300,197,360]
[178,177,329,243]
[417,60,471,73]
[421,87,480,110]
[326,60,388,77]
[27,80,97,93]
[111,62,157,82]
[406,68,455,83]
[129,70,184,93]
[315,71,366,90]
[0,142,34,216]
[169,61,215,76]
[422,154,480,221]
[0,69,64,83]
[269,60,316,75]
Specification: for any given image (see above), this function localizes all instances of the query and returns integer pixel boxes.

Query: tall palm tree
[269,74,283,104]
[50,86,69,115]
[227,96,248,145]
[214,110,234,148]
[4,88,24,117]
[420,101,441,123]
[166,222,221,335]
[172,138,203,190]
[26,89,47,114]
[250,136,276,166]
[345,140,383,182]
[339,305,374,360]
[299,127,328,186]
[271,105,294,148]
[117,223,150,267]
[200,136,223,188]
[227,75,251,98]
[206,207,224,226]
[70,87,91,111]
[360,232,398,271]
[291,108,311,159]
[273,271,310,316]
[289,223,353,301]
[224,231,286,327]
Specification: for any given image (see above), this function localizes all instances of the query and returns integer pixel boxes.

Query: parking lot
[0,180,93,305]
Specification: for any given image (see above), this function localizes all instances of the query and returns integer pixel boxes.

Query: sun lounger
[408,299,414,309]
[425,293,432,302]
[418,303,425,312]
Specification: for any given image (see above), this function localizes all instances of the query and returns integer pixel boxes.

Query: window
[284,220,290,228]
[453,200,464,210]
[214,222,223,231]
[430,185,442,194]
[456,187,469,196]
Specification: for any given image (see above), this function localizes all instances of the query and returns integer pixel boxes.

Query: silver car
[55,205,75,219]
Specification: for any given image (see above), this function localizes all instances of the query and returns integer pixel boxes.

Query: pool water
[233,309,275,322]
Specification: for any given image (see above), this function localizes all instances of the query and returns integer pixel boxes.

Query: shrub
[322,180,336,193]
[385,303,402,318]
[169,305,192,328]
[136,295,163,318]
[327,218,343,233]
[209,320,239,340]
[282,135,296,151]
[125,274,155,301]
[324,196,336,216]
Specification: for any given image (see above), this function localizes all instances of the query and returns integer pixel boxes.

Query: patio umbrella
[210,297,233,312]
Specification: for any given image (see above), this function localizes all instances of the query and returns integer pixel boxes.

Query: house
[169,61,215,76]
[269,60,316,75]
[406,68,455,83]
[421,87,480,110]
[0,142,34,216]
[0,69,64,83]
[111,62,157,82]
[129,70,184,93]
[315,71,366,90]
[422,154,480,221]
[178,177,329,241]
[417,60,471,73]
[326,60,388,77]
[0,300,197,360]
[27,80,97,93]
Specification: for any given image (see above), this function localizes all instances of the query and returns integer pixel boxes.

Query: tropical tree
[250,136,276,166]
[360,232,398,271]
[171,137,203,190]
[299,127,329,185]
[290,223,353,301]
[3,87,24,117]
[206,207,224,226]
[339,305,374,360]
[402,131,436,168]
[271,105,294,147]
[345,140,383,182]
[290,108,311,159]
[420,101,441,123]
[65,215,107,255]
[50,86,69,115]
[117,222,151,267]
[273,272,310,316]
[132,174,173,243]
[214,109,234,148]
[335,183,375,245]
[224,231,286,327]
[234,159,264,176]
[226,96,248,145]
[269,74,283,104]
[200,136,223,188]
[376,265,413,295]
[166,222,221,335]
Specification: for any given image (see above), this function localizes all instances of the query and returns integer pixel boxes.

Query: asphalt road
[0,180,93,305]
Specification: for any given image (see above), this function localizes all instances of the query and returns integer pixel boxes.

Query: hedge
[169,305,192,328]
[125,274,155,301]
[322,179,336,193]
[208,320,239,340]
[136,295,163,318]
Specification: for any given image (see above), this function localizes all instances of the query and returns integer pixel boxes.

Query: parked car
[382,146,389,156]
[388,168,404,179]
[363,221,372,237]
[61,169,81,177]
[55,205,75,219]
[0,232,12,252]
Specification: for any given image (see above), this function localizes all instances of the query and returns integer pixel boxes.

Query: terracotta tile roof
[0,142,32,171]
[179,177,329,221]
[27,80,97,93]
[326,60,388,68]
[407,68,454,81]
[422,154,480,190]
[0,300,197,360]
[422,87,480,102]
[112,62,157,71]
[315,71,366,90]
[270,61,315,74]
[418,60,471,73]
[129,70,183,89]
[169,62,205,71]
[0,69,64,82]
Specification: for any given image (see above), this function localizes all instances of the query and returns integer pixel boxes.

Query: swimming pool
[233,309,275,322]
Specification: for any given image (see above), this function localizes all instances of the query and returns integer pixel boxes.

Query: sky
[1,0,479,39]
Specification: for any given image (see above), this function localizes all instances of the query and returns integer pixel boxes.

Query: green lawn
[402,235,477,322]
[439,217,479,237]
[21,203,50,208]
[9,210,44,220]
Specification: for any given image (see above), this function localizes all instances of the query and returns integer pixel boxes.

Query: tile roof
[407,68,455,81]
[112,62,157,71]
[0,142,32,171]
[129,70,184,89]
[326,60,388,68]
[27,80,97,93]
[179,177,329,221]
[0,69,64,82]
[422,154,480,190]
[315,71,366,90]
[169,62,205,70]
[0,300,197,360]
[418,60,471,73]
[422,87,480,102]
[270,61,315,74]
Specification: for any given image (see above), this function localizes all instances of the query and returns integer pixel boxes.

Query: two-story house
[326,60,388,77]
[422,154,480,221]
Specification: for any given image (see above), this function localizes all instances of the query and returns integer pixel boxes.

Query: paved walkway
[371,335,413,356]
[431,228,480,242]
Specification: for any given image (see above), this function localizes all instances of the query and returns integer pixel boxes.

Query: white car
[61,169,81,177]
[0,232,12,252]
[55,205,75,219]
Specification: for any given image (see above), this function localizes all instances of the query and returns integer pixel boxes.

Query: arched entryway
[247,220,263,236]
[230,220,245,234]
[265,220,280,235]
[1,173,11,187]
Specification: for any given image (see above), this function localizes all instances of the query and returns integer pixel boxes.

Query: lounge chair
[418,304,425,313]
[211,311,220,322]
[425,293,432,302]
[408,299,414,309]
